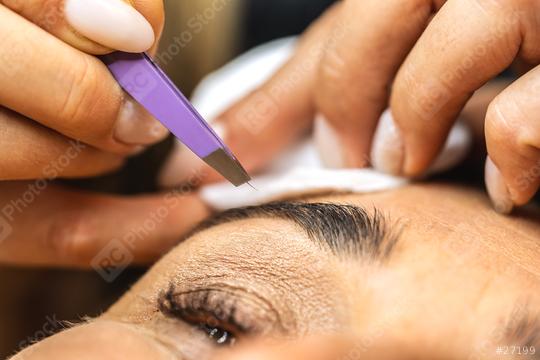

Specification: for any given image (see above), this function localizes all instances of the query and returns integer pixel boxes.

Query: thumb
[219,338,353,360]
[1,0,163,54]
[218,336,447,360]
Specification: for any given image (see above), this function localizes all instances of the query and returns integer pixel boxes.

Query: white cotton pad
[201,142,409,210]
[191,38,472,211]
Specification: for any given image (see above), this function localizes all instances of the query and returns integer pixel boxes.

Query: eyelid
[158,287,250,334]
[157,284,284,337]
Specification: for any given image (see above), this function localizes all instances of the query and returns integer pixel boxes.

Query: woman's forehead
[150,183,540,289]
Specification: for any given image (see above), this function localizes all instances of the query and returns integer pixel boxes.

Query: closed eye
[157,286,260,348]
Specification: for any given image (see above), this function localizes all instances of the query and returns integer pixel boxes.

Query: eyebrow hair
[503,304,540,352]
[193,202,401,261]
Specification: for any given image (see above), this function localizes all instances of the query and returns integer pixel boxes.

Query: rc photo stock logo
[91,239,134,283]
[119,62,158,101]
[236,91,279,135]
[0,215,13,244]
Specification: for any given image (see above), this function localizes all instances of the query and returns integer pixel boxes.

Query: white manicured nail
[65,0,155,52]
[370,109,404,175]
[485,157,514,214]
[314,114,345,168]
[158,123,227,188]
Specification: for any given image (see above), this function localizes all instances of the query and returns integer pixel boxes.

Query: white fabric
[191,38,471,211]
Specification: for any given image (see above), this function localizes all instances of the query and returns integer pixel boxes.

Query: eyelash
[157,286,251,347]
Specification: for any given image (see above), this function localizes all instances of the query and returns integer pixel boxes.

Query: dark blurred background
[242,0,336,50]
[0,0,336,357]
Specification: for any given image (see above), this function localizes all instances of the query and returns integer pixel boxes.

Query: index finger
[1,0,163,54]
[0,5,168,154]
[391,0,536,176]
[314,0,446,169]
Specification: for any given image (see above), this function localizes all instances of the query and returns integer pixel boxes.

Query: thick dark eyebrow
[191,202,401,261]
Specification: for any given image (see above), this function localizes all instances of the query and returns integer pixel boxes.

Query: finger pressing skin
[159,3,343,187]
[391,0,540,176]
[1,0,161,54]
[0,182,210,267]
[218,336,445,360]
[0,107,123,179]
[314,0,444,168]
[0,5,169,153]
[13,321,178,360]
[484,65,540,213]
[220,338,352,360]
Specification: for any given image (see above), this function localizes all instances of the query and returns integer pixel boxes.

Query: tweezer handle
[102,52,225,159]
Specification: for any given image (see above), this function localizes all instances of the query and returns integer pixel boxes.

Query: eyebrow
[193,202,401,262]
[503,305,540,351]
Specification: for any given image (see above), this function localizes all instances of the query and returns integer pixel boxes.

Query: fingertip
[370,109,404,175]
[158,123,227,188]
[485,156,514,214]
[157,140,206,188]
[314,114,346,169]
[484,85,540,209]
[396,112,456,177]
[64,0,155,53]
[114,99,169,146]
[319,117,373,169]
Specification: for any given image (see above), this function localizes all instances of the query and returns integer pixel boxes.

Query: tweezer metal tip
[247,182,258,191]
[203,149,251,187]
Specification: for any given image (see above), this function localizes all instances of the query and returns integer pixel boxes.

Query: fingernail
[158,123,226,188]
[314,114,345,168]
[485,157,514,214]
[65,0,155,52]
[370,109,404,175]
[115,98,169,145]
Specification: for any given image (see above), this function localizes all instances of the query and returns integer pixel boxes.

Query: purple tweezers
[102,52,251,187]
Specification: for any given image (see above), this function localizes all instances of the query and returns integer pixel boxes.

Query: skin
[13,183,540,359]
[0,182,210,266]
[0,0,212,267]
[0,0,167,161]
[3,0,536,268]
[184,0,540,213]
